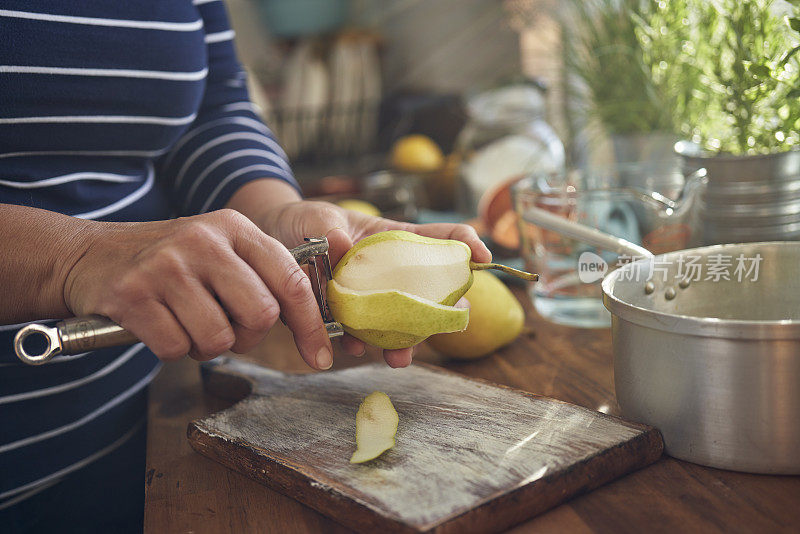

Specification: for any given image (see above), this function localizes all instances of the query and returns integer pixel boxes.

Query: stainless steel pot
[603,242,800,474]
[524,205,800,474]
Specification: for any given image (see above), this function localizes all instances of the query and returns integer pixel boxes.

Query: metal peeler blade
[293,237,344,339]
[14,237,344,365]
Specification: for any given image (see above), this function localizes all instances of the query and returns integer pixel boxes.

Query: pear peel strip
[469,261,539,281]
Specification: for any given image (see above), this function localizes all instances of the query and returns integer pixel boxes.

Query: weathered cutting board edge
[187,359,664,533]
[433,427,664,533]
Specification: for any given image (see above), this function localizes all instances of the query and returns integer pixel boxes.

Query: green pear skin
[327,281,469,349]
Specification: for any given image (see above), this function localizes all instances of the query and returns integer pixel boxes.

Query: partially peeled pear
[327,231,536,349]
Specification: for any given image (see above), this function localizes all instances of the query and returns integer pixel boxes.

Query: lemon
[337,199,381,217]
[390,135,445,173]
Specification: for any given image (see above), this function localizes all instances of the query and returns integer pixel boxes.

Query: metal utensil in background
[14,237,344,366]
[520,206,653,259]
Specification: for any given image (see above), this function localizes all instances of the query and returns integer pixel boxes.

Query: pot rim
[601,242,800,340]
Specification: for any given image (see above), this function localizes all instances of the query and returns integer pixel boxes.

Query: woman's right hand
[63,209,335,369]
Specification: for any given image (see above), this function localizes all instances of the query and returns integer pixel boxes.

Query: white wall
[352,0,520,93]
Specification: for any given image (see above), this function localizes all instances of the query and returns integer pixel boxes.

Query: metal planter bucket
[676,143,800,244]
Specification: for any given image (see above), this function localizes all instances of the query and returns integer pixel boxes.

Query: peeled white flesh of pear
[333,231,472,305]
[350,391,399,464]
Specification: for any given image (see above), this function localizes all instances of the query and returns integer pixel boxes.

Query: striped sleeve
[157,0,298,216]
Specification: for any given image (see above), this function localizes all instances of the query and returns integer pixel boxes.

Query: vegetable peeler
[14,237,344,365]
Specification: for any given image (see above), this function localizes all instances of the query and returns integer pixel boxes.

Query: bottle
[455,82,565,216]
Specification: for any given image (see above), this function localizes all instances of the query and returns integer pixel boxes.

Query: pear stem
[469,262,539,281]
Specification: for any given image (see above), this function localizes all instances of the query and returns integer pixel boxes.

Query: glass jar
[454,83,565,216]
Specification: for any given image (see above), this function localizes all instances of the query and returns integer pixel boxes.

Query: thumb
[294,204,352,266]
[324,227,353,268]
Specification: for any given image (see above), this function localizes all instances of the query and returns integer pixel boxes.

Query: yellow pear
[427,271,525,360]
[327,231,536,349]
[350,391,399,464]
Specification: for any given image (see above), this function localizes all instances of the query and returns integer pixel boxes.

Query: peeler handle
[290,236,330,264]
[15,316,137,365]
[14,237,343,365]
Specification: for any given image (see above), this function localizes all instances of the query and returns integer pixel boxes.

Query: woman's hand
[254,199,492,368]
[63,209,337,369]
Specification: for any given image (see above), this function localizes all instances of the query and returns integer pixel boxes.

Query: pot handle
[523,206,654,259]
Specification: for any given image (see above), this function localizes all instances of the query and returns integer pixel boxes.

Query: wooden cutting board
[188,358,663,533]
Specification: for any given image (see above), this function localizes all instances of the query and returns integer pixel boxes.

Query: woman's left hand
[256,200,492,368]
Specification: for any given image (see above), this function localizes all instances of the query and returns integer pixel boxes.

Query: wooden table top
[143,288,800,533]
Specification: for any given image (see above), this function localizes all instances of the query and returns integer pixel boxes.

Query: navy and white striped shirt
[0,0,297,509]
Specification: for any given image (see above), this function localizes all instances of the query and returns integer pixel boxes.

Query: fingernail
[356,349,366,358]
[316,347,333,370]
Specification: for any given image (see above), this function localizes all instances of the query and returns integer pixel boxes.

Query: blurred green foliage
[565,0,688,136]
[566,0,800,155]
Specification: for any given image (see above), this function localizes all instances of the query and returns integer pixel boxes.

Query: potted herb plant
[657,0,800,243]
[567,0,800,242]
